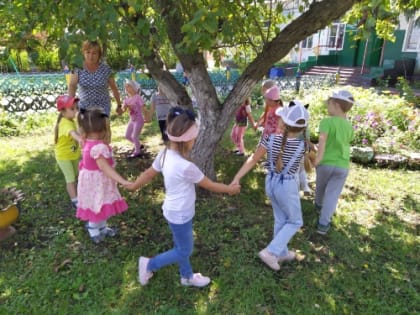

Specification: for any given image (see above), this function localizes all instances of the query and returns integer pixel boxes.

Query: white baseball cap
[275,100,309,128]
[125,79,141,92]
[330,90,355,104]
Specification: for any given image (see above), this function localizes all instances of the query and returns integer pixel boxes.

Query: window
[404,18,420,51]
[301,35,313,49]
[327,23,345,50]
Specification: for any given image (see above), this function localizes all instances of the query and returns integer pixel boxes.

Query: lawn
[0,106,419,315]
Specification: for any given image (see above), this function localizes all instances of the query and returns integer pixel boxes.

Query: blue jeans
[147,219,194,279]
[265,174,303,257]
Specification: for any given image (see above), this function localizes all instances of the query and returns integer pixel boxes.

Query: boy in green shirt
[314,90,355,235]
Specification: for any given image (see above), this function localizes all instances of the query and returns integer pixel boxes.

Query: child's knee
[177,246,193,258]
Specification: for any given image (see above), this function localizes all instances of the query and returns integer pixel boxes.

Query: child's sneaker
[258,248,280,270]
[138,257,153,285]
[317,223,330,235]
[100,226,118,237]
[303,189,311,197]
[90,234,105,244]
[278,250,296,263]
[181,273,211,287]
[85,224,105,244]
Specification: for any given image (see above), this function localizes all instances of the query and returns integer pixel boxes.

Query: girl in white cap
[232,101,309,271]
[125,106,240,287]
[122,79,148,158]
[314,90,355,235]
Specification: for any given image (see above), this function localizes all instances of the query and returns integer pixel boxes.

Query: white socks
[87,220,106,237]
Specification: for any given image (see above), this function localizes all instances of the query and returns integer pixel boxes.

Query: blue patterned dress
[76,63,113,116]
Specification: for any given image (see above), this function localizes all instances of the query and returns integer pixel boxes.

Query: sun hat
[329,90,354,104]
[264,85,281,101]
[275,100,309,128]
[56,95,79,111]
[125,79,141,92]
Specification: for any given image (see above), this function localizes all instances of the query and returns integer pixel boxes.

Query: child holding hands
[122,79,148,158]
[77,108,129,243]
[54,95,82,209]
[231,97,257,156]
[314,90,355,235]
[232,101,309,271]
[260,85,283,137]
[125,106,240,287]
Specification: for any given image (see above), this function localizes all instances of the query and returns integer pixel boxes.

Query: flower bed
[303,87,419,169]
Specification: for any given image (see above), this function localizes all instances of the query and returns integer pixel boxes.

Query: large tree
[1,0,416,177]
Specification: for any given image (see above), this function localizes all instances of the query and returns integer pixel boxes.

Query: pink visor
[167,124,199,142]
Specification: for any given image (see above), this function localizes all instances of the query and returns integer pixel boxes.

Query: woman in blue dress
[68,40,122,117]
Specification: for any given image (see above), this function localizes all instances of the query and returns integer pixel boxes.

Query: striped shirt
[260,134,305,175]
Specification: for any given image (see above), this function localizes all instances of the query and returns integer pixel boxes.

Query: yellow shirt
[54,118,81,160]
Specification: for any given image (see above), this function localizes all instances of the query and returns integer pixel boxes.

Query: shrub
[295,87,419,154]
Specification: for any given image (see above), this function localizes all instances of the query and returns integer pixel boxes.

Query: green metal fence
[0,69,334,112]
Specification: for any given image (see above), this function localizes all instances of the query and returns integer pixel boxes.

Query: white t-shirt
[152,149,205,224]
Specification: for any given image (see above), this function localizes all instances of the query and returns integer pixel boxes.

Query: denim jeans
[265,174,303,257]
[147,219,194,279]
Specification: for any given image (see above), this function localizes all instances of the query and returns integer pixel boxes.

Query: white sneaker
[258,248,280,271]
[138,257,153,285]
[181,273,211,287]
[278,250,296,263]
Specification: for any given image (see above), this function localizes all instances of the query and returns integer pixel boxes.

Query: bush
[0,110,56,137]
[295,87,419,154]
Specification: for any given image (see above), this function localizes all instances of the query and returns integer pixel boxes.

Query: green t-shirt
[54,118,80,161]
[319,116,353,169]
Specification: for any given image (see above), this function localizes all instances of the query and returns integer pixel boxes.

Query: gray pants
[315,165,349,226]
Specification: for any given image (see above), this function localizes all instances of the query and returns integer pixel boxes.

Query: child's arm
[257,111,265,126]
[109,77,123,115]
[96,157,131,186]
[257,104,269,127]
[68,73,78,97]
[198,177,240,195]
[231,145,266,185]
[121,99,129,112]
[314,132,327,167]
[69,130,82,144]
[124,166,159,191]
[247,112,257,130]
[142,106,151,123]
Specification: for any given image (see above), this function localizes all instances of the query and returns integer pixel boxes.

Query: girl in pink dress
[261,85,283,137]
[77,108,130,243]
[122,80,148,158]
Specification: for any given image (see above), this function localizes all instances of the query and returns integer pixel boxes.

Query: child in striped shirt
[232,101,309,271]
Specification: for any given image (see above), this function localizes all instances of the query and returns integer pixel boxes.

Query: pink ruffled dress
[76,139,128,223]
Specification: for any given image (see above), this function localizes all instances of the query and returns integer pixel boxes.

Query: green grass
[0,110,419,315]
